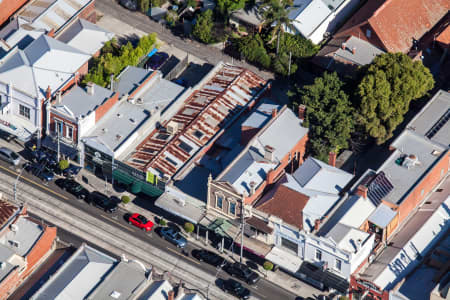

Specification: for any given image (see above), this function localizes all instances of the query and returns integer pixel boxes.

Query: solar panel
[426,109,450,139]
[367,171,394,206]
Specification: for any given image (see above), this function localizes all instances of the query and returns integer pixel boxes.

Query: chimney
[264,145,275,162]
[356,184,368,199]
[341,43,346,50]
[168,290,175,300]
[271,108,277,118]
[266,169,277,184]
[314,219,320,232]
[356,238,362,252]
[86,82,94,95]
[45,86,51,100]
[249,181,256,195]
[56,91,62,104]
[352,47,356,54]
[298,104,306,120]
[74,72,79,85]
[328,152,337,167]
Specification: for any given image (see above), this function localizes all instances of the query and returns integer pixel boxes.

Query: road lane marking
[100,214,135,232]
[0,165,68,200]
[166,247,201,265]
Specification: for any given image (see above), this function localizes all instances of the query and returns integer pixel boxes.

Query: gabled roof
[0,35,90,98]
[0,200,19,230]
[140,280,173,300]
[0,216,44,257]
[325,223,370,253]
[57,19,115,56]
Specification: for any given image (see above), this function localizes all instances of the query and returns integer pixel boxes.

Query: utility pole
[240,194,245,264]
[14,166,25,203]
[57,126,60,162]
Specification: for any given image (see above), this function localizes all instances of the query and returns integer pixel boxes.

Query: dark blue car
[24,162,55,182]
[160,227,187,248]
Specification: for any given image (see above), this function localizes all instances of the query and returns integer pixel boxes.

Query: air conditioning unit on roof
[167,121,179,135]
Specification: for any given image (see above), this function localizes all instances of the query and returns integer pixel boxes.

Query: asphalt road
[95,0,274,80]
[0,158,296,300]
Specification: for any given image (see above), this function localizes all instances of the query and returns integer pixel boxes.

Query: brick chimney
[356,185,368,198]
[328,152,337,167]
[352,47,356,54]
[86,82,94,95]
[264,145,275,162]
[168,290,175,300]
[266,169,277,185]
[272,108,277,118]
[298,104,306,120]
[249,181,256,195]
[341,43,346,50]
[56,91,62,104]
[314,219,320,232]
[45,86,51,100]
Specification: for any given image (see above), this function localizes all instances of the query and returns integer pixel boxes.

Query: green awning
[113,169,134,185]
[207,218,232,238]
[131,181,142,194]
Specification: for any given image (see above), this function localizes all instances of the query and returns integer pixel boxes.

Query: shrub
[192,9,214,44]
[184,222,195,233]
[159,219,167,226]
[58,160,69,171]
[121,195,131,204]
[263,261,274,272]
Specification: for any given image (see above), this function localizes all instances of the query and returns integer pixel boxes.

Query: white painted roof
[0,217,43,257]
[266,246,303,273]
[326,223,370,254]
[140,280,173,300]
[288,0,331,38]
[338,195,376,228]
[368,203,397,228]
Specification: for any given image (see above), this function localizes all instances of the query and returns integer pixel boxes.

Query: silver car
[0,147,21,166]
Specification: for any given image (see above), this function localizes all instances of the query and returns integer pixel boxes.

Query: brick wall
[208,182,242,219]
[0,267,20,299]
[397,151,449,224]
[0,0,29,26]
[50,112,79,143]
[78,1,96,23]
[77,61,89,77]
[95,92,119,123]
[128,71,158,99]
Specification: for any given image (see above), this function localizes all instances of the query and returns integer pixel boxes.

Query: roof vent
[116,134,122,140]
[8,240,20,248]
[102,128,108,133]
[136,98,144,104]
[130,118,136,124]
[402,154,420,169]
[128,98,135,104]
[431,150,442,156]
[117,113,122,118]
[167,121,179,135]
[0,262,5,270]
[110,291,121,299]
[10,224,18,232]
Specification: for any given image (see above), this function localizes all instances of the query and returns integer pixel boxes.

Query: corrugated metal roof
[368,203,397,228]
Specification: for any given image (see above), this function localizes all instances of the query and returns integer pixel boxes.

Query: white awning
[266,246,303,273]
[0,112,37,141]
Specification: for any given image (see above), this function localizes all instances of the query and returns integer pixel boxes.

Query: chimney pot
[57,91,62,104]
[352,47,356,54]
[356,184,368,199]
[264,145,275,162]
[328,152,337,167]
[168,290,175,300]
[298,104,306,120]
[341,43,346,50]
[87,82,94,95]
[271,108,277,118]
[250,181,256,195]
[45,86,51,100]
[314,219,321,232]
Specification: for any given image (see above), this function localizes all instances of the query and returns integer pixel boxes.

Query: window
[281,237,298,254]
[19,105,30,119]
[315,249,322,261]
[216,195,223,209]
[179,141,193,153]
[165,156,178,166]
[56,121,63,136]
[67,126,73,140]
[366,29,371,38]
[193,130,204,139]
[229,202,236,215]
[335,259,342,271]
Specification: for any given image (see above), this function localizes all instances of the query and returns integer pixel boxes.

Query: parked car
[0,147,21,166]
[145,52,169,70]
[218,278,251,300]
[125,213,154,231]
[62,164,82,177]
[87,191,118,213]
[119,0,137,11]
[223,262,260,285]
[160,227,187,248]
[30,149,47,162]
[24,162,55,182]
[192,249,227,267]
[55,178,89,199]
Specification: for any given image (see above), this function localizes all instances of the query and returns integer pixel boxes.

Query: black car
[224,262,260,285]
[119,0,137,11]
[55,178,89,199]
[191,249,227,267]
[145,52,169,70]
[219,278,251,299]
[87,191,118,213]
[24,162,55,182]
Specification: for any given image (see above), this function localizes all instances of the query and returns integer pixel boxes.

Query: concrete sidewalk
[80,169,328,299]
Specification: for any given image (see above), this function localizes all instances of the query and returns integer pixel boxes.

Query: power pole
[57,127,60,162]
[240,194,245,264]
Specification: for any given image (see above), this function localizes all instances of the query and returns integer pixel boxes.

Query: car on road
[87,191,118,213]
[119,0,137,11]
[160,227,187,248]
[218,278,251,299]
[145,52,169,70]
[55,178,89,199]
[62,164,82,177]
[0,147,21,166]
[125,213,154,231]
[24,162,55,182]
[223,262,260,285]
[192,249,227,267]
[30,149,47,162]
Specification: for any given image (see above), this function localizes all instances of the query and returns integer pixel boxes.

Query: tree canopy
[259,0,292,46]
[193,9,214,43]
[357,53,434,144]
[238,34,271,68]
[298,72,354,161]
[216,0,246,17]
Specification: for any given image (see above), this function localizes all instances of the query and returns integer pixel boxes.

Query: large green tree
[193,9,214,43]
[238,34,271,68]
[259,0,292,50]
[216,0,246,18]
[138,0,150,12]
[298,72,354,161]
[357,53,434,144]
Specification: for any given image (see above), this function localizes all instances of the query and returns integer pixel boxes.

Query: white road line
[166,247,201,265]
[100,214,135,232]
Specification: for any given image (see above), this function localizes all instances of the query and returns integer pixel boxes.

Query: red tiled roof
[255,182,309,229]
[0,199,18,228]
[436,25,450,47]
[368,0,449,53]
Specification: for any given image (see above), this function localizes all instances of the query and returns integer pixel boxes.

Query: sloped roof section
[0,200,19,229]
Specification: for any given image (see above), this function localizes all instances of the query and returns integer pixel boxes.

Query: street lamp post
[14,165,26,203]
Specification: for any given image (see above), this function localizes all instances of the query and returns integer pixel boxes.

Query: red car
[126,213,154,231]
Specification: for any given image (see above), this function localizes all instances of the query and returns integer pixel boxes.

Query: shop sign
[0,119,17,130]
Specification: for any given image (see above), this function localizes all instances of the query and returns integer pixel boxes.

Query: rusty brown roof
[127,64,266,179]
[246,216,273,234]
[255,180,309,229]
[0,199,18,228]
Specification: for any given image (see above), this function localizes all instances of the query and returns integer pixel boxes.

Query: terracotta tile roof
[436,25,450,47]
[255,182,309,229]
[0,199,18,228]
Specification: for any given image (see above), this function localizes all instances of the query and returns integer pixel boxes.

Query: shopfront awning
[246,216,273,234]
[0,113,37,142]
[265,247,303,273]
[208,219,233,238]
[41,136,78,159]
[155,188,205,224]
[297,261,349,294]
